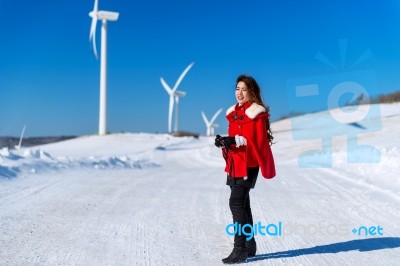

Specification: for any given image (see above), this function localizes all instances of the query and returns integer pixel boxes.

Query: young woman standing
[215,74,276,264]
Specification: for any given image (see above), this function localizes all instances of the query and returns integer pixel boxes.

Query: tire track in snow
[308,167,399,235]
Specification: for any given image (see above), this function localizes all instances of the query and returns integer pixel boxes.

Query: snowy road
[1,103,400,265]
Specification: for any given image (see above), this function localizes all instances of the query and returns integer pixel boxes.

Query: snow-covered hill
[1,103,399,265]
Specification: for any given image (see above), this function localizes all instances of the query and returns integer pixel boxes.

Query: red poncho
[223,102,276,179]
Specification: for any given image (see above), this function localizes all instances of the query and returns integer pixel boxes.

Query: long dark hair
[236,74,274,145]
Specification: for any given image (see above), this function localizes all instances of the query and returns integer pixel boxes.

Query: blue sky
[1,0,400,136]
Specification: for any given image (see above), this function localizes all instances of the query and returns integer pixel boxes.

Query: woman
[215,74,276,264]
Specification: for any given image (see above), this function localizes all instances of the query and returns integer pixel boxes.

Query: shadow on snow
[247,237,400,263]
[0,166,19,179]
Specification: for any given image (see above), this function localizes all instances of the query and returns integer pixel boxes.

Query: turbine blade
[175,90,186,97]
[168,95,174,132]
[209,108,223,124]
[201,111,210,125]
[90,20,98,59]
[160,77,173,94]
[93,0,98,12]
[89,0,99,59]
[172,62,194,92]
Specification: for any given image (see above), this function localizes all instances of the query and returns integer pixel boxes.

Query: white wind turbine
[201,108,223,136]
[89,0,119,135]
[160,62,194,133]
[14,125,26,150]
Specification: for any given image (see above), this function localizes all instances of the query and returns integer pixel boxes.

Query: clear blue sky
[1,0,400,136]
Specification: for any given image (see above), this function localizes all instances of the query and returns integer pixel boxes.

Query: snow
[1,103,400,265]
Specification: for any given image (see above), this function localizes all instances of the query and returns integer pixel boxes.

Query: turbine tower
[160,62,194,133]
[201,108,223,136]
[89,0,119,135]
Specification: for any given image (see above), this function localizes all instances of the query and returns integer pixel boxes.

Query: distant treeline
[342,90,400,106]
[372,91,400,104]
[277,90,400,121]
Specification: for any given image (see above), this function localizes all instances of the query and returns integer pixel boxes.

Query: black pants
[228,167,259,248]
[229,185,254,247]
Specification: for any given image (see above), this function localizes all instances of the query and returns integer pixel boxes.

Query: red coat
[223,102,276,179]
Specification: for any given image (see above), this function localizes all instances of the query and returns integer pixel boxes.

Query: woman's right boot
[222,234,248,264]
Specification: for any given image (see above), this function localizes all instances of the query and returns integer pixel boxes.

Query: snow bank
[0,133,217,179]
[0,144,161,179]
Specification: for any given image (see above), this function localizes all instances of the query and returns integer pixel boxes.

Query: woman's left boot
[222,245,248,264]
[246,238,257,257]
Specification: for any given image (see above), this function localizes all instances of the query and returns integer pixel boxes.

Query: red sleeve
[247,115,276,179]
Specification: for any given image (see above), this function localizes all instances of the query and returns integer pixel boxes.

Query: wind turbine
[160,62,194,133]
[89,0,119,135]
[201,108,223,136]
[15,125,26,150]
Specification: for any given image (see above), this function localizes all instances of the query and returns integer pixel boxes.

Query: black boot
[246,238,257,257]
[222,246,248,264]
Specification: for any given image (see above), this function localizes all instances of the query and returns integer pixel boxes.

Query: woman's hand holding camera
[215,135,236,149]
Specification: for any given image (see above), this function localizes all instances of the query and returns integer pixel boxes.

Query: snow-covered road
[1,103,400,265]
